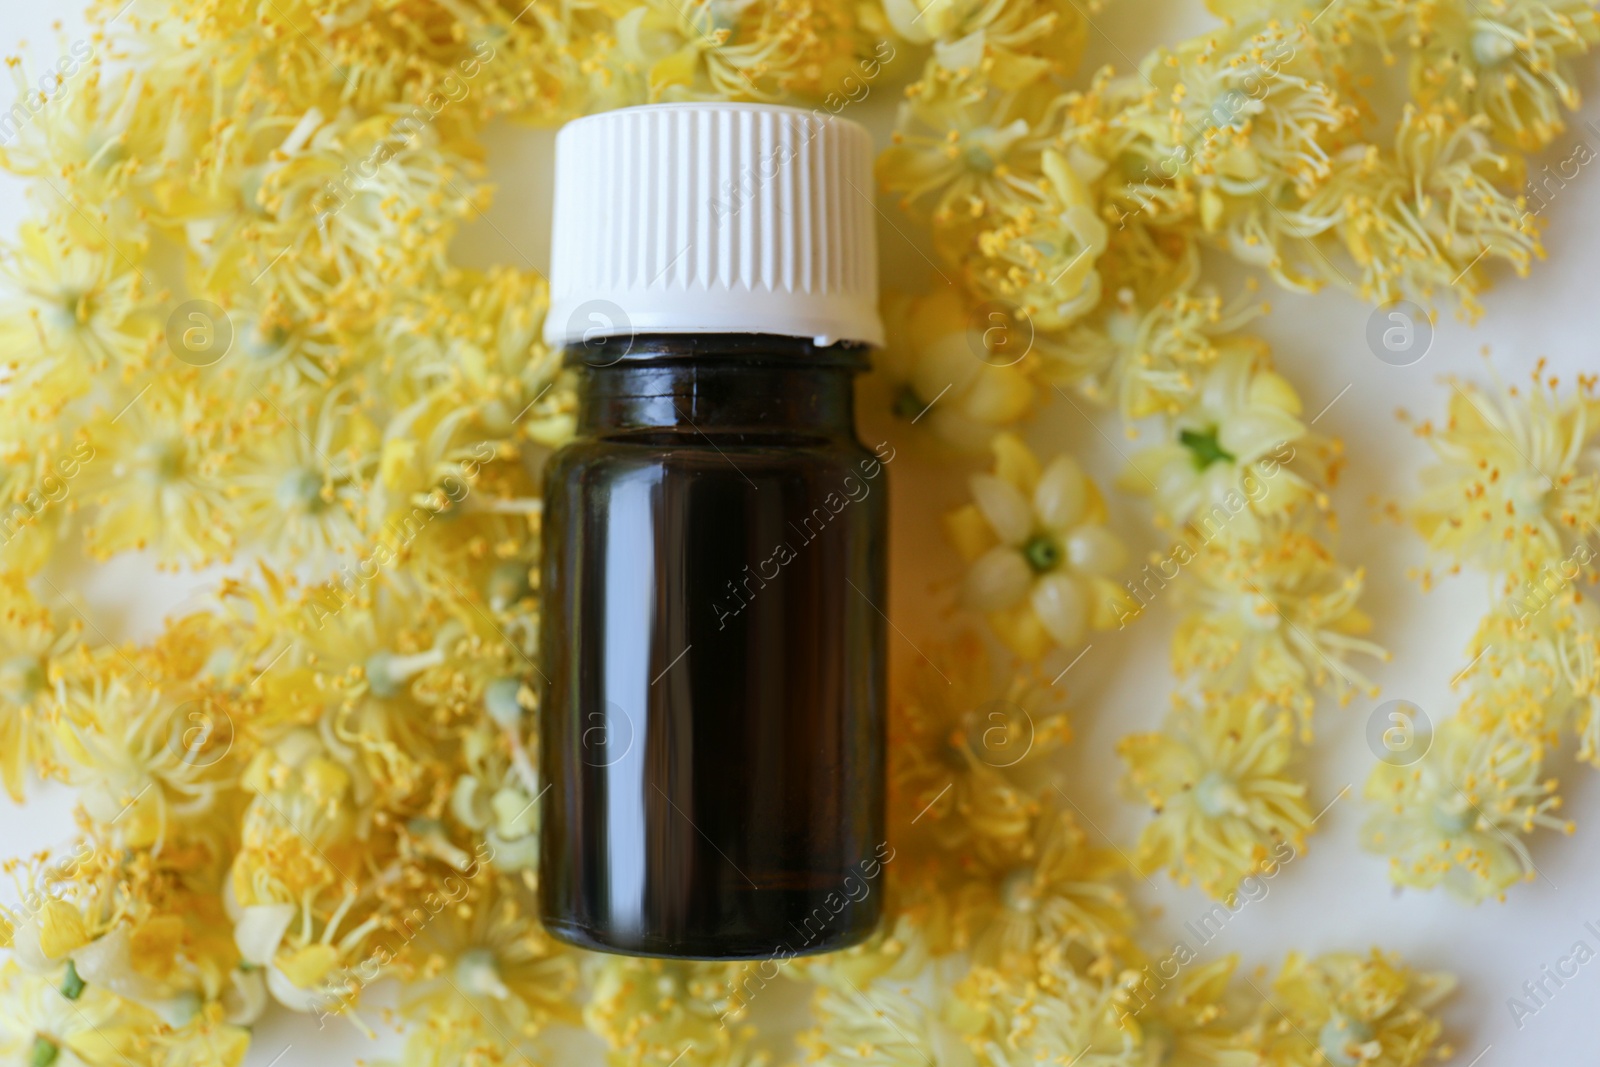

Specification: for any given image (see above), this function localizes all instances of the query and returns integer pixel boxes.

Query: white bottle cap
[543,103,884,351]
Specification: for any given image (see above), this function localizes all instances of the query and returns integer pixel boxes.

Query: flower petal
[943,502,998,562]
[1248,369,1302,416]
[964,547,1032,611]
[992,432,1041,493]
[1034,455,1088,530]
[960,366,1034,425]
[1065,525,1126,576]
[1220,409,1303,464]
[235,903,297,967]
[969,473,1033,545]
[1031,572,1088,647]
[913,333,982,401]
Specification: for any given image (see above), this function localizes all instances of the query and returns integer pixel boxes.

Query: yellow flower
[959,945,1147,1067]
[946,433,1131,657]
[0,54,161,253]
[57,669,240,852]
[1407,365,1600,583]
[77,377,240,566]
[1174,531,1385,718]
[233,731,359,905]
[1122,344,1310,537]
[364,389,542,595]
[396,267,575,450]
[224,386,376,560]
[0,219,156,411]
[1301,106,1539,306]
[1255,950,1454,1067]
[577,0,867,106]
[882,0,1088,69]
[203,287,348,396]
[967,148,1109,334]
[889,631,1068,862]
[229,727,394,1021]
[451,712,542,873]
[869,291,1038,453]
[946,808,1135,973]
[1460,594,1594,747]
[70,913,244,1027]
[1107,21,1350,273]
[584,955,760,1067]
[1411,0,1600,151]
[1119,694,1312,900]
[0,961,162,1067]
[250,576,465,802]
[193,105,484,328]
[1060,280,1267,422]
[799,935,976,1067]
[1114,955,1258,1067]
[397,874,579,1049]
[879,64,1071,229]
[1361,715,1570,902]
[0,572,83,800]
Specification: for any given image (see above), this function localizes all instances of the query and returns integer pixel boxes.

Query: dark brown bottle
[538,334,888,958]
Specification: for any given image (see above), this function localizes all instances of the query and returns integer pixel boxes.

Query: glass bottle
[538,333,887,958]
[536,102,889,958]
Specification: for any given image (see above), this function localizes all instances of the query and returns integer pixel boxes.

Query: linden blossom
[0,40,94,146]
[303,440,496,629]
[312,39,497,225]
[0,439,94,545]
[1118,836,1299,1025]
[1508,538,1597,628]
[309,838,498,1030]
[1116,440,1297,628]
[710,441,895,631]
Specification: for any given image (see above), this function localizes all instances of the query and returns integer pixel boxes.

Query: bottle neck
[570,335,867,436]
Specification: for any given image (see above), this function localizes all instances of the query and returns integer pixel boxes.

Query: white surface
[3,3,1600,1064]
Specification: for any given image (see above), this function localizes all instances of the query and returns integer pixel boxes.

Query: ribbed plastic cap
[543,103,884,350]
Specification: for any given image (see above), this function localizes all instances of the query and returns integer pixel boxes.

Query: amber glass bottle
[538,335,887,958]
[537,103,888,958]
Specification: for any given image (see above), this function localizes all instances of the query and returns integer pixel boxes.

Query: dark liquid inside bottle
[538,335,888,959]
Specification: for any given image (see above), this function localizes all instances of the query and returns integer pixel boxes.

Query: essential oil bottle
[537,103,889,959]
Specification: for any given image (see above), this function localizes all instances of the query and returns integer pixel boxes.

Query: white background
[3,3,1599,1064]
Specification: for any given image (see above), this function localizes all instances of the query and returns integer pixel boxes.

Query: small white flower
[963,452,1126,648]
[1124,346,1308,535]
[875,292,1036,453]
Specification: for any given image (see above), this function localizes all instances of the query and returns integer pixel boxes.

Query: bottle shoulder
[543,432,892,492]
[552,428,877,460]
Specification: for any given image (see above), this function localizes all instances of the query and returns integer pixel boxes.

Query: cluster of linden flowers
[0,0,1553,1059]
[805,631,1457,1067]
[878,0,1600,905]
[1361,361,1600,903]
